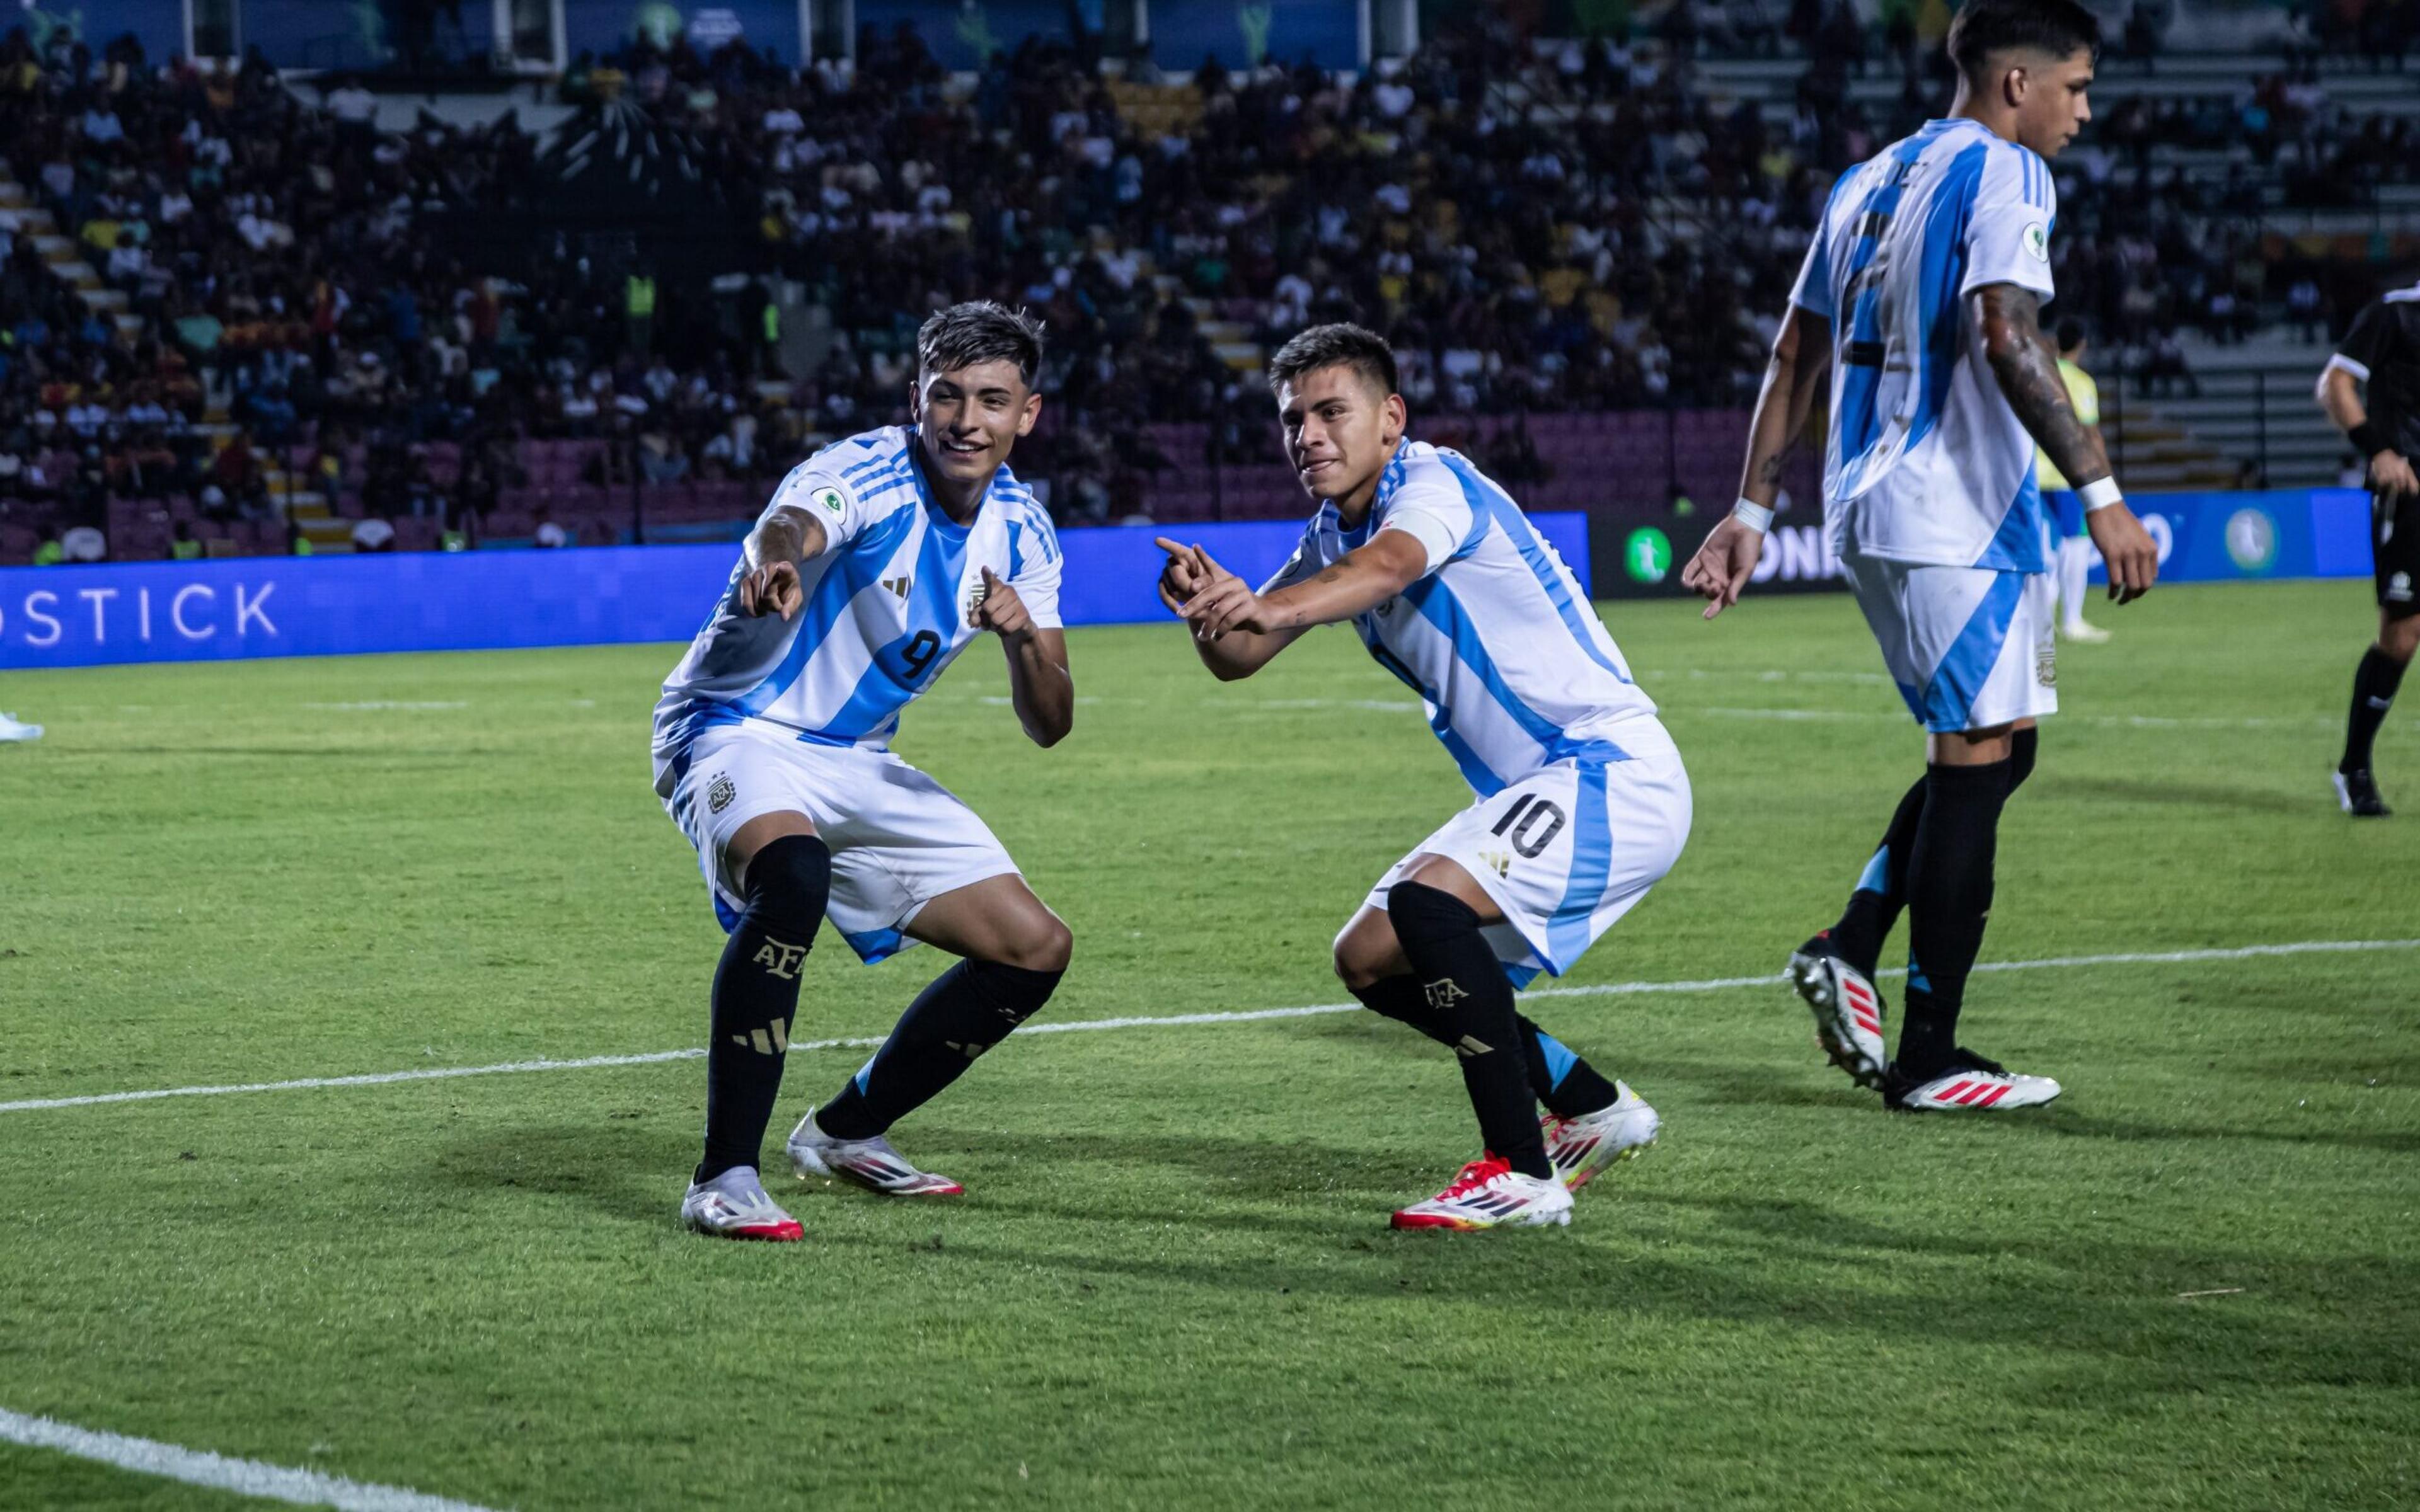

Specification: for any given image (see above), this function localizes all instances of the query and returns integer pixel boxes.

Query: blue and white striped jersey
[651,426,1062,789]
[1269,440,1656,796]
[1792,117,2060,573]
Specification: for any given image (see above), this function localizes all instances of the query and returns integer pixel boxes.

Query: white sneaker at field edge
[1541,1081,1659,1193]
[680,1166,804,1241]
[1390,1156,1574,1231]
[1887,1053,2062,1112]
[1785,939,1889,1091]
[786,1108,964,1196]
[2061,619,2111,643]
[0,712,43,743]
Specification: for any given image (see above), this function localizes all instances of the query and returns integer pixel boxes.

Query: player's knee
[965,954,1064,1029]
[995,914,1073,975]
[741,833,832,932]
[2383,617,2420,662]
[1332,934,1396,994]
[1387,880,1483,944]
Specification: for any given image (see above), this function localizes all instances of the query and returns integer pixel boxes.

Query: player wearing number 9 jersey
[1159,324,1691,1232]
[652,303,1077,1242]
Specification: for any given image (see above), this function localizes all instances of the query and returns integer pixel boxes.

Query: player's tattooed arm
[1979,284,2159,604]
[1976,284,2111,489]
[734,505,827,619]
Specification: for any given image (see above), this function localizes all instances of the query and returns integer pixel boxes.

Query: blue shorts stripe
[1915,572,2026,733]
[1543,762,1615,971]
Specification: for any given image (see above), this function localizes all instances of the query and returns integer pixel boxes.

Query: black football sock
[1518,1016,1623,1119]
[1386,882,1552,1179]
[1350,977,1620,1118]
[696,835,831,1185]
[1896,760,2013,1080]
[815,958,1062,1140]
[2008,726,2039,793]
[2341,644,2408,774]
[1829,774,1927,978]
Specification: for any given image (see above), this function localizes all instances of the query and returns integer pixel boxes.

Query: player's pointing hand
[1680,516,1765,621]
[737,559,803,620]
[972,565,1034,639]
[1153,536,1202,615]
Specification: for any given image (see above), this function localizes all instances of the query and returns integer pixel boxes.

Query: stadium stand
[1,4,2414,563]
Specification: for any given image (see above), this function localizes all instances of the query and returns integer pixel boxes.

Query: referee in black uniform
[2319,277,2420,816]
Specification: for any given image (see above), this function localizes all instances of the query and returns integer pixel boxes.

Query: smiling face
[913,358,1040,488]
[2007,44,2095,159]
[1274,364,1406,507]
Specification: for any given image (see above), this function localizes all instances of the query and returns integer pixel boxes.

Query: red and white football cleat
[1390,1156,1574,1231]
[1787,938,1889,1091]
[1540,1081,1659,1193]
[1887,1051,2061,1112]
[681,1167,805,1241]
[786,1109,964,1196]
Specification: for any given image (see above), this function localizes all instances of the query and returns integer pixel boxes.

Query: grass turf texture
[1,578,2414,1511]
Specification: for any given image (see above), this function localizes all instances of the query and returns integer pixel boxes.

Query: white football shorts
[1841,551,2058,734]
[1362,715,1692,987]
[659,719,1020,963]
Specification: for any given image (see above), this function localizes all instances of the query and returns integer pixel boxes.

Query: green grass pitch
[1,578,2414,1510]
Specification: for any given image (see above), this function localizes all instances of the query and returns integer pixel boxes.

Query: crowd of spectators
[3,2,2415,560]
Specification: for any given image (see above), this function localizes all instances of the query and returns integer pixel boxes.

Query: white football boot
[0,711,43,743]
[1390,1156,1574,1231]
[786,1108,964,1196]
[1540,1081,1659,1193]
[681,1166,804,1242]
[1887,1051,2062,1112]
[1786,937,1889,1091]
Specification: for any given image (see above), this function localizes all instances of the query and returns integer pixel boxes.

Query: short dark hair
[1265,323,1398,401]
[2054,318,2085,352]
[1946,0,2101,79]
[916,301,1045,389]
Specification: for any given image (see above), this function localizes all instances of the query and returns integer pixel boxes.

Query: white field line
[0,1407,500,1512]
[4,938,2414,1118]
[1695,705,2362,732]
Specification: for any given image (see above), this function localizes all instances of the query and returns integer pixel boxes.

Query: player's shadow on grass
[956,1193,2419,1389]
[2047,774,2310,815]
[431,1120,685,1227]
[1665,1058,2420,1154]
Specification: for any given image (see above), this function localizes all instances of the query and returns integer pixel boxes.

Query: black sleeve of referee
[2337,300,2397,379]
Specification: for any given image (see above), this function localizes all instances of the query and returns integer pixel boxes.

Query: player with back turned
[1681,0,2159,1114]
[1158,324,1691,1232]
[2316,275,2420,817]
[651,302,1076,1241]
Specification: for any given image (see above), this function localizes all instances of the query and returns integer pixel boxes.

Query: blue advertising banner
[24,0,185,64]
[851,1,1073,69]
[0,513,1593,670]
[1148,0,1361,71]
[563,0,807,62]
[1602,489,2377,598]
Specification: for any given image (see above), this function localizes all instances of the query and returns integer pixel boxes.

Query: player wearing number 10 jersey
[1160,324,1690,1232]
[652,302,1077,1241]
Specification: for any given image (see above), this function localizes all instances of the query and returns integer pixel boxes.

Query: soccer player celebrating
[1159,324,1690,1231]
[2317,275,2420,818]
[1680,0,2158,1113]
[2039,319,2109,643]
[652,302,1075,1240]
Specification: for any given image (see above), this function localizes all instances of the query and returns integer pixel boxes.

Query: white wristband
[2078,478,2123,513]
[1731,498,1774,534]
